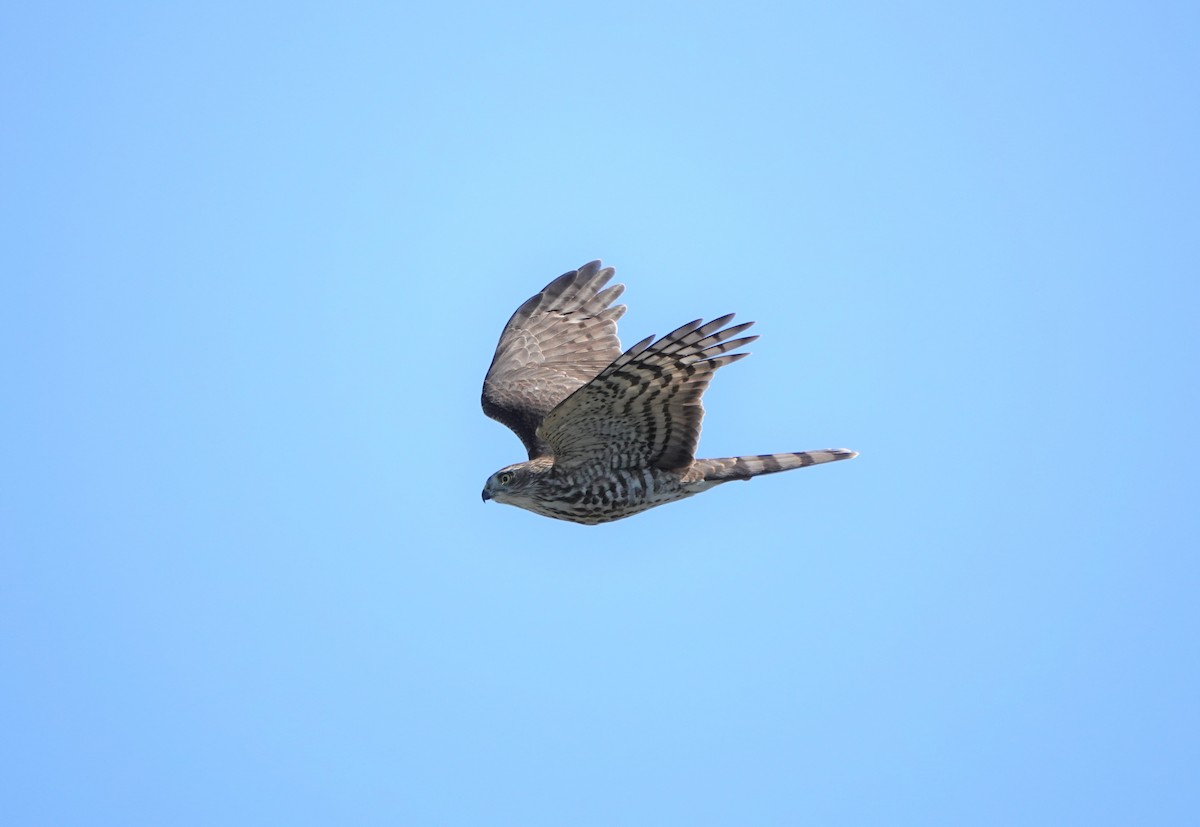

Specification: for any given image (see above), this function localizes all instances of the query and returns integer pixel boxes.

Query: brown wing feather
[537,314,757,470]
[482,261,626,458]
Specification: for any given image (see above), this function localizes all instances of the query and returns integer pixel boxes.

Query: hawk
[481,261,856,524]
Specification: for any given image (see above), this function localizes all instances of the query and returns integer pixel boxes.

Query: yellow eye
[498,472,513,485]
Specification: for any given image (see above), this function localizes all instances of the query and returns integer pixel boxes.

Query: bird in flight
[481,261,856,524]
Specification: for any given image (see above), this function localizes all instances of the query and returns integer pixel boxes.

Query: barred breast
[530,467,696,525]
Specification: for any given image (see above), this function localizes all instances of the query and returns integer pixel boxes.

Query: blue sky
[3,2,1198,824]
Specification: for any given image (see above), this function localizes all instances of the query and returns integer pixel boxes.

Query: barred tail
[696,449,858,482]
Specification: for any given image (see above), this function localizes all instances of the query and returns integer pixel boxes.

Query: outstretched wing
[482,261,626,458]
[537,314,757,471]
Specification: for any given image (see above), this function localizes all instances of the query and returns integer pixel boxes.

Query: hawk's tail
[696,449,858,482]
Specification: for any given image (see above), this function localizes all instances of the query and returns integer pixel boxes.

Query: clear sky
[3,2,1198,825]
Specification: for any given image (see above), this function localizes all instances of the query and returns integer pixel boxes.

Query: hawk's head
[482,462,539,505]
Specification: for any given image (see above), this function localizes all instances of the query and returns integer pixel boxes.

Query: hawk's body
[481,261,856,524]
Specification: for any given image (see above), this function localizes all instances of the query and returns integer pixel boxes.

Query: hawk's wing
[537,314,757,471]
[482,261,626,459]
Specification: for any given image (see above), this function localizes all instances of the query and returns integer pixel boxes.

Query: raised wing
[537,315,757,471]
[482,261,626,458]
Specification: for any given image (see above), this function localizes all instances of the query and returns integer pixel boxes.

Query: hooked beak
[482,489,492,502]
